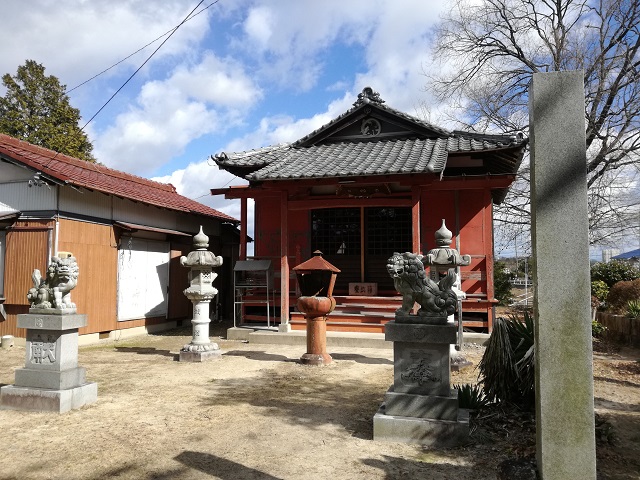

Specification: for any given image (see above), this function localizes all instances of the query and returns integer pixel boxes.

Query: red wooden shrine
[212,88,526,332]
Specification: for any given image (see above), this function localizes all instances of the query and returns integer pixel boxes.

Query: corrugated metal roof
[612,249,640,259]
[0,134,237,223]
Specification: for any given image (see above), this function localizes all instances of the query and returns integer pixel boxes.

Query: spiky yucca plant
[478,313,535,408]
[455,383,491,410]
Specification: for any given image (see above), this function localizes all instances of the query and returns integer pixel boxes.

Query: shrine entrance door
[310,207,412,294]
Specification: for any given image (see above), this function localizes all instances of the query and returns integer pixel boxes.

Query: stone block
[23,329,79,372]
[14,367,86,390]
[385,321,456,344]
[393,341,450,396]
[17,313,87,330]
[179,349,222,362]
[383,387,459,421]
[0,382,97,413]
[373,404,469,447]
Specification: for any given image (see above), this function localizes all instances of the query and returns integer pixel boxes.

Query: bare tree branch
[427,0,640,251]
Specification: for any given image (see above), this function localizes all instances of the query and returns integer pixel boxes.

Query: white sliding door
[117,238,169,321]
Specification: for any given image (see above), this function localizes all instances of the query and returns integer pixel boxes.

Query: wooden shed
[0,134,239,341]
[213,87,527,333]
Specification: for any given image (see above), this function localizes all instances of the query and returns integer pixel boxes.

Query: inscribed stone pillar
[529,71,596,479]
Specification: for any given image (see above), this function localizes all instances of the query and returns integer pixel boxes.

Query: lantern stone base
[179,349,222,362]
[0,382,97,413]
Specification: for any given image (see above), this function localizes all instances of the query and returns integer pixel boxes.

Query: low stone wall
[596,312,640,347]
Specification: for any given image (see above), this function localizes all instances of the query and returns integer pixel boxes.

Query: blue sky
[1,0,620,260]
[1,0,450,222]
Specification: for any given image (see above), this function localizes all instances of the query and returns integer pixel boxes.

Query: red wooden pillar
[279,190,290,331]
[483,188,495,333]
[411,186,421,254]
[239,197,247,260]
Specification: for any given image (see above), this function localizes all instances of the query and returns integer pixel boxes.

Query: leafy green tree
[0,60,95,161]
[493,261,513,306]
[591,260,640,288]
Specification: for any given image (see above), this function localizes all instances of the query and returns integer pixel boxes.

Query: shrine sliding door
[310,207,411,294]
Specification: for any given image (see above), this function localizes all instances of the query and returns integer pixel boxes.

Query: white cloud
[152,160,253,246]
[94,53,262,174]
[243,6,275,48]
[0,0,211,90]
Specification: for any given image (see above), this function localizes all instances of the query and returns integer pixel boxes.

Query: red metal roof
[0,134,237,223]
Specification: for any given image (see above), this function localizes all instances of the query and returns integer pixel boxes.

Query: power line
[80,0,206,131]
[67,0,220,94]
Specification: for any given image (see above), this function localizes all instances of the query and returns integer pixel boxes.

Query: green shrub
[591,280,609,305]
[591,320,607,338]
[627,300,640,319]
[606,279,640,314]
[591,260,640,288]
[478,313,535,408]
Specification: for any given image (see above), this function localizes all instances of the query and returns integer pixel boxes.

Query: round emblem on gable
[361,118,381,136]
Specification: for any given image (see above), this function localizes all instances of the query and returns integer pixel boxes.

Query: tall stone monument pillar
[179,226,223,362]
[530,71,596,479]
[0,254,97,413]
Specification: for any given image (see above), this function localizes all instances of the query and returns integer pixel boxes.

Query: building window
[117,237,169,321]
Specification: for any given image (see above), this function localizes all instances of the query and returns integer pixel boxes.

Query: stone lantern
[423,219,471,355]
[179,226,223,362]
[293,250,340,366]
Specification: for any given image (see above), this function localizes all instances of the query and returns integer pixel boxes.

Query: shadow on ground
[362,454,493,479]
[223,350,296,362]
[204,363,388,439]
[114,346,178,361]
[175,451,283,479]
[331,353,393,365]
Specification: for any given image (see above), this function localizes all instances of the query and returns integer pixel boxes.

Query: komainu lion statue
[27,255,79,311]
[386,252,457,321]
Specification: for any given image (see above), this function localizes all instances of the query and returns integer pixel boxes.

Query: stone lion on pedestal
[27,255,79,311]
[386,252,457,321]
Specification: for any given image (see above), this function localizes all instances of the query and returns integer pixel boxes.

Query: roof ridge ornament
[353,87,385,107]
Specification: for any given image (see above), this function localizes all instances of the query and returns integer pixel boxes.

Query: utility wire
[67,0,220,94]
[80,0,206,132]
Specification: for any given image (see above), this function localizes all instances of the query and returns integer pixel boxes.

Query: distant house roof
[612,249,640,260]
[213,87,526,203]
[0,134,237,223]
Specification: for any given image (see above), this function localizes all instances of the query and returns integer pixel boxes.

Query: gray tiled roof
[214,87,526,182]
[215,136,519,181]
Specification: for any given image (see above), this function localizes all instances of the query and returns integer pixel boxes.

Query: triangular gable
[294,87,450,147]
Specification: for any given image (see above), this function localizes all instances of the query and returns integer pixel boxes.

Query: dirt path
[0,326,637,479]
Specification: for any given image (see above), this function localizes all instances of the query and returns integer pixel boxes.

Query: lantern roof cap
[293,250,341,273]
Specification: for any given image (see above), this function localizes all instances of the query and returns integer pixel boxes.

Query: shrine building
[212,87,526,333]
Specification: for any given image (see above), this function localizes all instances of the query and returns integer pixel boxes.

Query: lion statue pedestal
[0,254,97,413]
[372,251,469,447]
